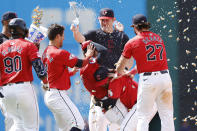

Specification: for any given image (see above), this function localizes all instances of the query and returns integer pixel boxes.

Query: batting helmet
[8,18,28,38]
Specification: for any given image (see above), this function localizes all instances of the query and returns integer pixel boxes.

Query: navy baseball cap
[82,40,107,52]
[131,14,147,27]
[1,11,17,21]
[98,8,114,19]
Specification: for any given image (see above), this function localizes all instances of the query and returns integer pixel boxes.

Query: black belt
[47,88,61,91]
[143,70,168,76]
[3,81,24,86]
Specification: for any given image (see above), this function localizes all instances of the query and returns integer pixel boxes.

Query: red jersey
[42,46,78,90]
[0,38,40,85]
[122,31,168,73]
[108,75,138,109]
[80,59,108,99]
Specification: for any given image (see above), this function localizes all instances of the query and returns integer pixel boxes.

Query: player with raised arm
[42,24,95,131]
[116,14,175,131]
[71,8,129,131]
[0,18,47,131]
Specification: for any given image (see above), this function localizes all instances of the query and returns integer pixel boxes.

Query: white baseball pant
[105,99,128,126]
[137,70,175,131]
[0,82,39,131]
[89,96,120,131]
[44,88,84,131]
[0,99,14,131]
[121,103,157,131]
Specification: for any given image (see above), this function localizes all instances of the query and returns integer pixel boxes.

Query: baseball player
[116,14,175,131]
[42,24,95,131]
[0,12,17,44]
[80,41,157,131]
[71,8,129,131]
[0,11,17,131]
[0,18,47,131]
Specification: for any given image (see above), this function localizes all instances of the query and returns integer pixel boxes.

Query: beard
[101,25,113,33]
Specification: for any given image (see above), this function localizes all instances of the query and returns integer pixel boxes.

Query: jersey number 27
[145,44,164,61]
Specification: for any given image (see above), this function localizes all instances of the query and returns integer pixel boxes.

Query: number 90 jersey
[122,31,168,73]
[0,38,40,85]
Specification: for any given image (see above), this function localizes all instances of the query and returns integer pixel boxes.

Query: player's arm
[70,25,85,43]
[114,21,124,32]
[28,43,47,82]
[67,44,95,68]
[116,55,133,75]
[75,45,95,67]
[32,58,47,81]
[32,58,48,91]
[116,40,134,75]
[69,67,79,76]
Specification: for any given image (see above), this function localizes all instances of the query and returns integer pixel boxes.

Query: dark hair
[48,24,65,40]
[135,22,151,30]
[1,11,17,25]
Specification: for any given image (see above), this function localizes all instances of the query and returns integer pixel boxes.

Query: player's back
[108,75,138,109]
[127,31,168,73]
[119,76,138,109]
[0,38,39,85]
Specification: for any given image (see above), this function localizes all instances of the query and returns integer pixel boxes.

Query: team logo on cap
[103,10,108,15]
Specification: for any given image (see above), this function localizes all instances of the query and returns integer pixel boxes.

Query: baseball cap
[1,11,17,21]
[94,66,110,88]
[98,8,114,19]
[131,14,147,27]
[81,40,107,52]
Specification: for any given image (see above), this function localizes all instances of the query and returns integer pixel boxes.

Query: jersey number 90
[3,56,22,74]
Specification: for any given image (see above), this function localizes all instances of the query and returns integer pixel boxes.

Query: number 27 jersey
[122,31,168,73]
[0,38,40,85]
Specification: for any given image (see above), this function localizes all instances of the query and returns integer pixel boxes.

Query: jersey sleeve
[28,43,40,61]
[121,33,129,50]
[122,40,133,59]
[60,50,78,68]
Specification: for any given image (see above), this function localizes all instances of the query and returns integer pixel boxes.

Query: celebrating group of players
[0,8,175,131]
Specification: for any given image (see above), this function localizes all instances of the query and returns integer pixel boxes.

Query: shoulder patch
[89,58,96,64]
[108,89,113,97]
[69,54,76,60]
